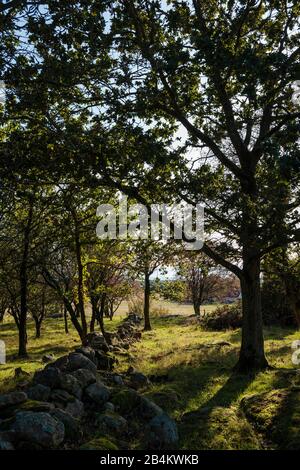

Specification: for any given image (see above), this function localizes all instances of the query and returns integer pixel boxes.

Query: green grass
[0,314,124,393]
[117,315,300,449]
[1,306,299,449]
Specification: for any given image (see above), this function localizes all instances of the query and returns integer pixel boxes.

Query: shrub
[201,302,242,330]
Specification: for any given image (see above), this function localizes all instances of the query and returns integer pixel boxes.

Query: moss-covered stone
[95,411,127,435]
[80,436,119,450]
[111,388,141,415]
[145,388,180,413]
[0,400,53,419]
[18,400,54,412]
[241,388,300,449]
[180,405,261,450]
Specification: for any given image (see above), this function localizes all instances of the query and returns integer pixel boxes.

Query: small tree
[86,241,131,339]
[178,252,220,316]
[28,278,60,338]
[131,240,177,331]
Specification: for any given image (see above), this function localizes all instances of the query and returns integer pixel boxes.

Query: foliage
[1,0,300,368]
[262,248,300,327]
[201,302,243,331]
[127,283,146,316]
[261,277,296,327]
[152,279,187,303]
[177,252,224,315]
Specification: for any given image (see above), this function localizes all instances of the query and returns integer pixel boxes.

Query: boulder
[85,333,109,352]
[66,353,97,374]
[146,413,178,449]
[84,382,110,406]
[95,351,115,371]
[17,400,54,413]
[50,409,81,441]
[1,399,55,420]
[59,374,82,399]
[50,389,74,405]
[0,391,27,410]
[95,412,127,435]
[127,313,141,323]
[129,372,150,390]
[139,397,163,420]
[11,411,64,449]
[75,347,98,365]
[70,368,96,388]
[65,398,85,419]
[111,389,141,415]
[27,384,51,402]
[33,367,61,389]
[48,355,69,372]
[148,389,179,409]
[0,439,14,450]
[103,402,115,413]
[112,375,124,386]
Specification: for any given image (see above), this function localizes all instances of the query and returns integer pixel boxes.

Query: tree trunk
[236,256,269,372]
[193,302,201,317]
[18,201,33,357]
[144,270,151,331]
[72,209,87,343]
[63,306,69,334]
[98,294,111,344]
[34,319,41,339]
[18,316,27,357]
[90,301,97,332]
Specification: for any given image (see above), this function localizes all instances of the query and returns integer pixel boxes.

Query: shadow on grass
[145,350,258,449]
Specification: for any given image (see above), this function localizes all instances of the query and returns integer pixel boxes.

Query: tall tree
[2,1,300,371]
[0,185,50,356]
[106,0,300,370]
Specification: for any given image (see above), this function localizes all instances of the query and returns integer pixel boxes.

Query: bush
[201,302,242,330]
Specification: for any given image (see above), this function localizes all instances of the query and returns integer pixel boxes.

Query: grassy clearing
[0,314,124,393]
[0,301,217,392]
[1,305,299,449]
[117,315,300,449]
[117,300,221,317]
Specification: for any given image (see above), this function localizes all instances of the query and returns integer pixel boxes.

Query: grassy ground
[117,315,300,449]
[1,304,299,449]
[0,314,124,393]
[0,301,217,392]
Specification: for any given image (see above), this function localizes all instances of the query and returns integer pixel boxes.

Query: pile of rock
[0,315,178,450]
[84,313,142,357]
